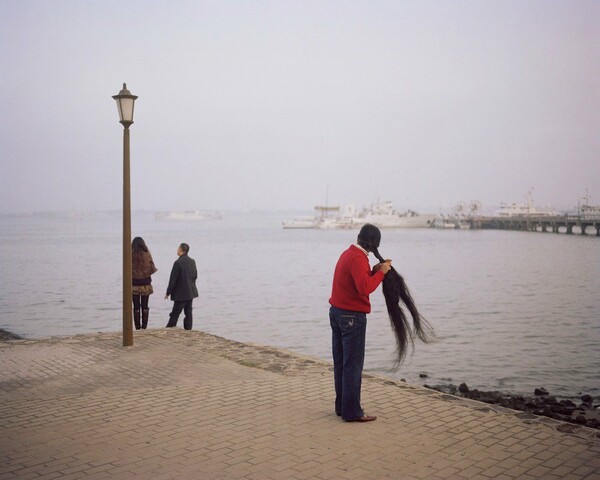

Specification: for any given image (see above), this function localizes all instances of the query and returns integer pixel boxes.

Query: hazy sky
[1,0,598,214]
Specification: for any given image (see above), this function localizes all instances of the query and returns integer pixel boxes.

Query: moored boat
[282,200,435,229]
[282,216,319,229]
[579,192,600,219]
[495,190,556,217]
[357,201,435,228]
[282,205,341,229]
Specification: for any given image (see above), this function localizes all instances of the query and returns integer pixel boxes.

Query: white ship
[155,210,222,221]
[356,201,435,228]
[282,205,341,229]
[495,190,556,217]
[282,215,320,229]
[283,201,435,229]
[318,205,360,229]
[579,192,600,219]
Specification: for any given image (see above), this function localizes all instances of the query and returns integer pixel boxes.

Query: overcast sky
[1,0,598,214]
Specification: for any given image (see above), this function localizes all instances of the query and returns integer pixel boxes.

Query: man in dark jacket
[165,243,199,330]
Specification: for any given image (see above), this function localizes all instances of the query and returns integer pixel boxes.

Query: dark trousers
[132,295,150,329]
[166,300,193,330]
[132,295,149,311]
[329,306,367,421]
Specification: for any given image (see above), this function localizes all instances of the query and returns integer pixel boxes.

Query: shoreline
[0,328,22,341]
[2,326,598,432]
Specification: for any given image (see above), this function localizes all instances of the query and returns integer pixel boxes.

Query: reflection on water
[0,212,598,400]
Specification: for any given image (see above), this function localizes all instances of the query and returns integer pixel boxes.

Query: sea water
[0,211,598,400]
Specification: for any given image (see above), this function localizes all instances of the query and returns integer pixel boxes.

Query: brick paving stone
[1,329,599,480]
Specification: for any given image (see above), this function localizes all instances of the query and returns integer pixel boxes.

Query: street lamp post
[113,83,138,347]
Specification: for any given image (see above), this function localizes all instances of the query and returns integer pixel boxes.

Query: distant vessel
[318,205,359,229]
[495,190,556,217]
[282,205,343,229]
[283,201,434,229]
[357,201,435,228]
[154,210,222,221]
[578,192,600,219]
[281,215,320,229]
[430,217,459,229]
[431,201,481,230]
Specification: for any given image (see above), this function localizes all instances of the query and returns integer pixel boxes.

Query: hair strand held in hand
[372,247,435,367]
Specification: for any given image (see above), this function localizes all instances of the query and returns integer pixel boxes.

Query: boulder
[575,415,587,425]
[481,391,502,404]
[560,399,577,408]
[534,387,549,396]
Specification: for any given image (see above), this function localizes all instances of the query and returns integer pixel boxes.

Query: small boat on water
[154,210,222,221]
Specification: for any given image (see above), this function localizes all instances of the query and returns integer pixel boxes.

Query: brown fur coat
[132,251,158,295]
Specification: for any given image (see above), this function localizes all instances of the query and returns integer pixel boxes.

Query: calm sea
[0,211,598,400]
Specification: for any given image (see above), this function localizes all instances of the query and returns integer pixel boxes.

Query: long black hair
[358,224,435,367]
[132,237,149,254]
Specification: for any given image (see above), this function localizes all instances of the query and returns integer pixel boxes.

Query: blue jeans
[329,306,367,421]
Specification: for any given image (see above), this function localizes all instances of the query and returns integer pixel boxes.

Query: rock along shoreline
[426,382,599,431]
[0,328,22,341]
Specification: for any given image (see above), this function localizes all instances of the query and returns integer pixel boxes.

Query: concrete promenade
[1,329,599,480]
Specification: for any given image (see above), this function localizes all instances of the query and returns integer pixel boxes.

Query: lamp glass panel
[115,100,125,122]
[119,98,135,123]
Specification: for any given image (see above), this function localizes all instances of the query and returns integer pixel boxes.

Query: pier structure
[471,215,600,236]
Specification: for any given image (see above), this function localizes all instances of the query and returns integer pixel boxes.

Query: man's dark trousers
[166,300,193,330]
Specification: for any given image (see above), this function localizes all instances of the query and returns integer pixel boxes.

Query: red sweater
[329,245,385,313]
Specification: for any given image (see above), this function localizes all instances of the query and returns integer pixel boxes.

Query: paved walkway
[1,329,599,480]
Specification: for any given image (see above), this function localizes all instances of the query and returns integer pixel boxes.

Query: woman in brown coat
[132,237,158,329]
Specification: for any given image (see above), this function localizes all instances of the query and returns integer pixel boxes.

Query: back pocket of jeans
[340,314,357,332]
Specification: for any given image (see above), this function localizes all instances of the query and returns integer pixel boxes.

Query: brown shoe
[348,415,377,422]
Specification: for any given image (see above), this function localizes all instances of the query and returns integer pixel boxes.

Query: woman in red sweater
[329,224,391,422]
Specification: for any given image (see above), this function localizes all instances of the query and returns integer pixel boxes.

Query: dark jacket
[166,254,199,301]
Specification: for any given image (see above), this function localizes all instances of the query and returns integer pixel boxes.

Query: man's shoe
[346,415,377,422]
